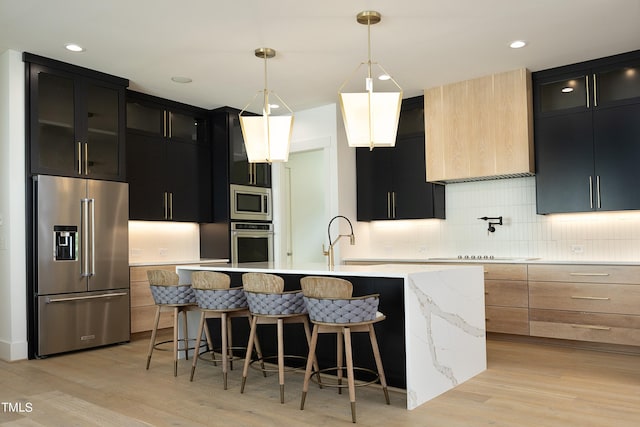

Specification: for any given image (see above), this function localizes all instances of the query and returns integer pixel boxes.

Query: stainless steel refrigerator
[33,175,130,357]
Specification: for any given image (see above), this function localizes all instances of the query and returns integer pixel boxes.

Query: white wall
[0,49,28,361]
[273,103,354,263]
[344,176,640,262]
[128,221,201,264]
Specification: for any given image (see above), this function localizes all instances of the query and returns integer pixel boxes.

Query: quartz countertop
[174,261,479,278]
[129,258,228,267]
[342,257,640,266]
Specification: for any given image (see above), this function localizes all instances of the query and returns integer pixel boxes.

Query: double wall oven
[230,184,274,264]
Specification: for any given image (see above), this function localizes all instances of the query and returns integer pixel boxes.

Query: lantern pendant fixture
[339,10,403,151]
[239,47,294,163]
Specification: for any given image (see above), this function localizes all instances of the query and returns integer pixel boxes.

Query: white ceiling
[1,0,639,112]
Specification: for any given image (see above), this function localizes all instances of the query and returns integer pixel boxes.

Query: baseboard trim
[0,338,29,362]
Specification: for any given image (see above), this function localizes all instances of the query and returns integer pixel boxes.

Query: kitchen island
[176,262,486,410]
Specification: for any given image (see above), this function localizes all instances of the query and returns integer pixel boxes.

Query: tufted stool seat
[146,269,200,377]
[299,276,390,423]
[189,271,263,389]
[240,272,320,404]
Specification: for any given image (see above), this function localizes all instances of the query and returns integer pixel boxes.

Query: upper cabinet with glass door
[534,50,640,214]
[25,53,128,181]
[536,51,640,116]
[126,91,207,144]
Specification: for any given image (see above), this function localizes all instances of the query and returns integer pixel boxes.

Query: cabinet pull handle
[588,176,593,209]
[585,75,590,108]
[392,192,397,218]
[569,272,610,277]
[169,192,173,220]
[593,73,597,107]
[163,192,168,219]
[387,192,391,218]
[84,142,89,175]
[570,295,610,300]
[253,164,257,185]
[163,111,167,137]
[78,142,82,174]
[596,175,601,209]
[168,111,173,138]
[570,324,610,331]
[248,164,254,185]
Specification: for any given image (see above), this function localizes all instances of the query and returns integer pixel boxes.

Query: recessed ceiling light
[269,104,280,109]
[561,87,574,93]
[65,43,85,52]
[509,40,527,49]
[171,76,192,83]
[378,74,391,81]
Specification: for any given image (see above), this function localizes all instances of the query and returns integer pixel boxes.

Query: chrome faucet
[322,215,355,269]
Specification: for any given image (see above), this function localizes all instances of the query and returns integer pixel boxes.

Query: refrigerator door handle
[46,292,129,303]
[81,198,90,277]
[89,198,96,276]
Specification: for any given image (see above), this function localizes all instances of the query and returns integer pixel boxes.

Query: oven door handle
[232,231,274,238]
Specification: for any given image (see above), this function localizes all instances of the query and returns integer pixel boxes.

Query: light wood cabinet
[528,264,640,346]
[130,264,177,333]
[483,264,529,335]
[424,68,534,182]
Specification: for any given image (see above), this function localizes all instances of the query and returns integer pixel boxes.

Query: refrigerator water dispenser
[53,225,77,261]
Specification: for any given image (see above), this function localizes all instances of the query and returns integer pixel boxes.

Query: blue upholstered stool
[299,276,390,423]
[189,271,263,389]
[146,269,199,377]
[240,272,319,404]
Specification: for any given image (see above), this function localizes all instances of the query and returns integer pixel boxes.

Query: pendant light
[239,47,294,163]
[339,11,403,150]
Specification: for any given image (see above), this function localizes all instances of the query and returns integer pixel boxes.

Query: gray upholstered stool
[190,271,263,389]
[240,272,319,404]
[146,269,199,377]
[299,276,390,423]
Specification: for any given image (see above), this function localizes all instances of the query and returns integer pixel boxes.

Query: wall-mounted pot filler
[478,216,503,233]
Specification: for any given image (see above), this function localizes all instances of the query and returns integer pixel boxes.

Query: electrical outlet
[570,244,584,254]
[130,248,142,257]
[159,248,168,256]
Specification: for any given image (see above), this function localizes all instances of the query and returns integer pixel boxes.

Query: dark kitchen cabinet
[126,91,211,222]
[356,96,445,221]
[534,50,640,213]
[213,107,271,188]
[25,53,128,181]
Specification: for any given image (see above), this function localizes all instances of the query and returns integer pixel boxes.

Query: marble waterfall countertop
[176,262,487,410]
[343,257,640,265]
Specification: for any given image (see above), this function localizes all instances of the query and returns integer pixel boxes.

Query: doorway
[284,149,326,264]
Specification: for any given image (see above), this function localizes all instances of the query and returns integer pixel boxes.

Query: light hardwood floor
[1,333,639,426]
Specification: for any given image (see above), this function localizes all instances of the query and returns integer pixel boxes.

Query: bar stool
[240,272,319,404]
[299,276,390,423]
[146,269,200,377]
[190,271,264,389]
